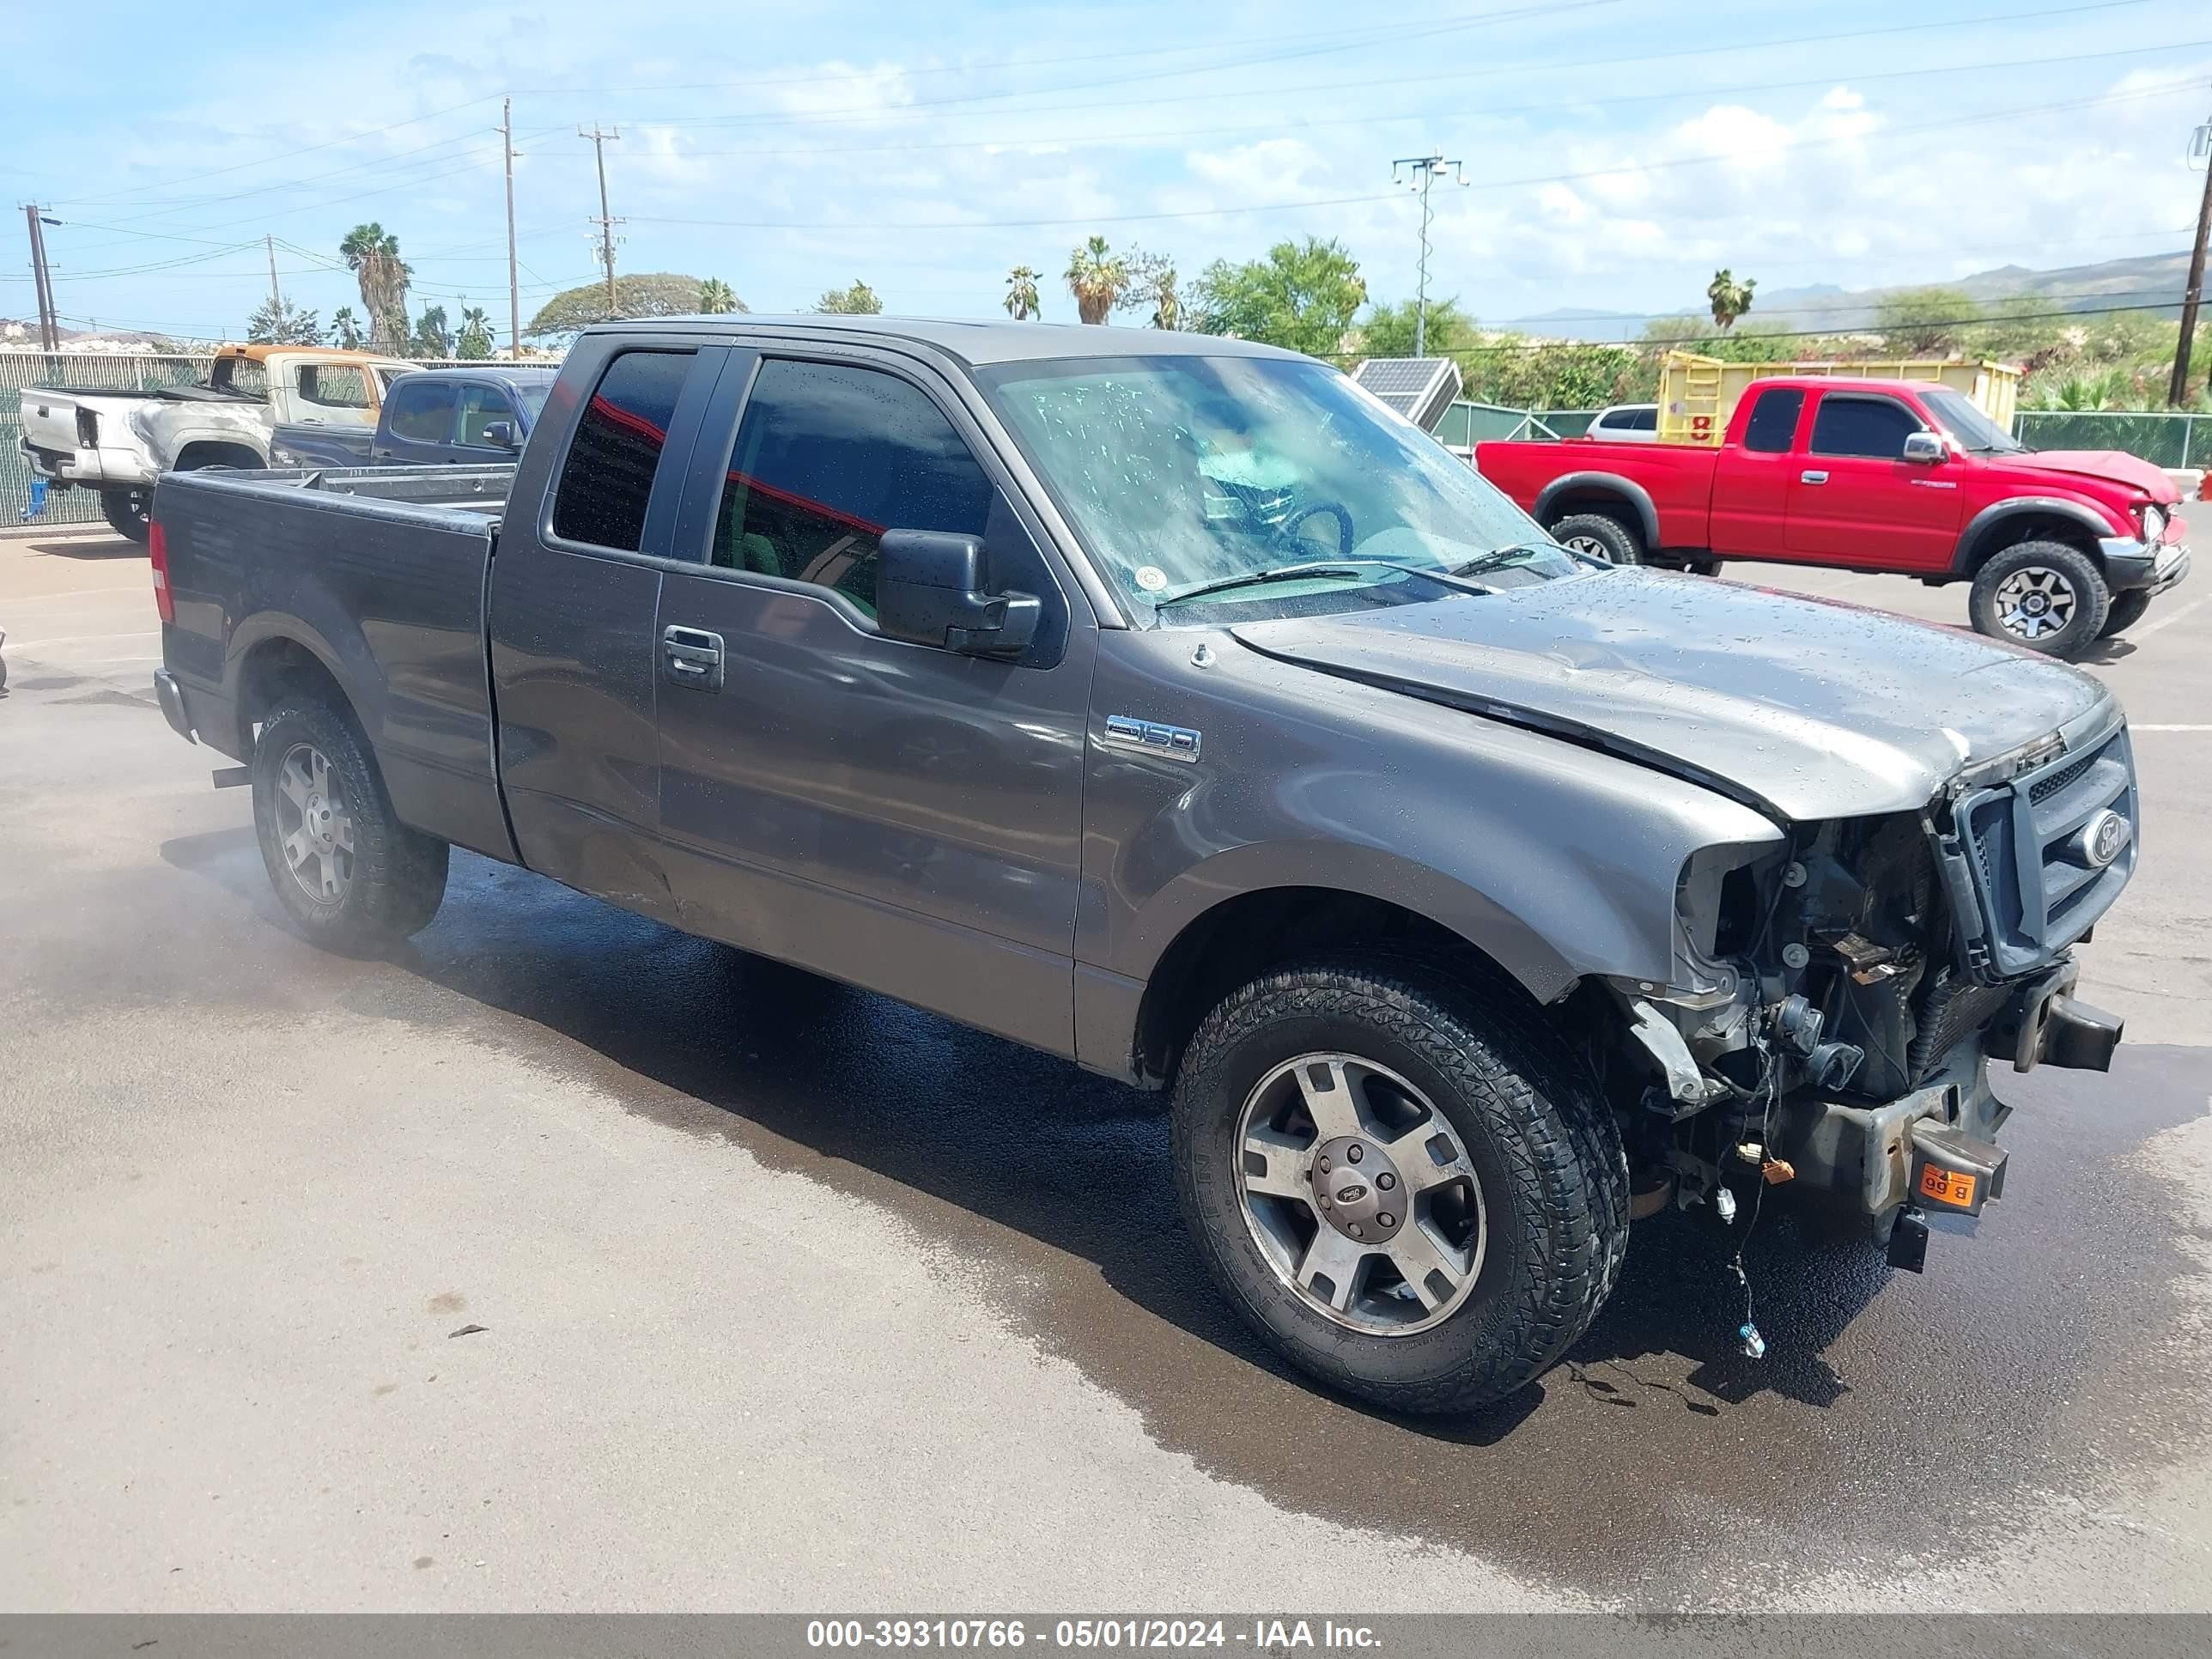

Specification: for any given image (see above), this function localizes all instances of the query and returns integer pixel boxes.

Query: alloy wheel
[1993,565,2079,641]
[274,742,355,904]
[1235,1054,1486,1335]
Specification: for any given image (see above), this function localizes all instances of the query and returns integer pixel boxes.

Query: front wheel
[1969,540,2110,659]
[1549,512,1643,566]
[1171,957,1628,1414]
[251,696,448,955]
[100,489,150,543]
[2099,589,2153,639]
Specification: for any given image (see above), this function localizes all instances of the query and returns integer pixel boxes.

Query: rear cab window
[1741,388,1806,453]
[550,349,697,552]
[385,380,458,444]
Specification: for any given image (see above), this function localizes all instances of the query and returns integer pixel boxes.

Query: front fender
[1953,495,2129,574]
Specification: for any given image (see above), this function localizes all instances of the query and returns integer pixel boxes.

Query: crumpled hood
[2017,448,2179,501]
[1228,568,2112,821]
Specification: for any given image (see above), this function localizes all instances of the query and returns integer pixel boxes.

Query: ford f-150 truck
[1475,375,2191,660]
[149,318,2136,1413]
[18,344,411,540]
[270,364,559,471]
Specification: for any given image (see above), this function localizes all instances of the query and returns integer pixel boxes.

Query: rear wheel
[1548,512,1643,566]
[100,489,149,543]
[2099,589,2153,639]
[1172,957,1628,1414]
[251,695,448,954]
[1969,540,2109,660]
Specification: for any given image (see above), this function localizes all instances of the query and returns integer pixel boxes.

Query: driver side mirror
[1902,431,1948,465]
[480,421,517,451]
[876,530,1041,659]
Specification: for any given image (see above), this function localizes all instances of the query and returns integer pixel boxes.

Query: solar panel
[1350,357,1463,432]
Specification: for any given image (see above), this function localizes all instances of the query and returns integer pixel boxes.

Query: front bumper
[1767,960,2119,1239]
[2100,530,2191,595]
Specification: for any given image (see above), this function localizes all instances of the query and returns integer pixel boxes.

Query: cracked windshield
[981,354,1586,622]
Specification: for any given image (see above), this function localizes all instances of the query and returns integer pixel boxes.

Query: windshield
[1922,386,2024,453]
[976,354,1586,623]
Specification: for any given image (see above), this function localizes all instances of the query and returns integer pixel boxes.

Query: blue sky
[3,0,2209,344]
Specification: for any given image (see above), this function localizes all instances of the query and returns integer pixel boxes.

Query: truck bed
[154,464,520,863]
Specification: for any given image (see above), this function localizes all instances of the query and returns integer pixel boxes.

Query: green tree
[328,306,365,349]
[1358,296,1475,360]
[1705,269,1756,331]
[1874,287,1980,355]
[1188,236,1366,359]
[1003,264,1042,321]
[1066,236,1132,325]
[816,279,883,315]
[697,277,742,314]
[410,304,453,359]
[338,223,412,352]
[527,274,730,338]
[455,304,495,359]
[246,295,321,346]
[1120,252,1181,330]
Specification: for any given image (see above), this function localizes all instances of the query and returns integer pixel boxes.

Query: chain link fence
[2013,410,2209,471]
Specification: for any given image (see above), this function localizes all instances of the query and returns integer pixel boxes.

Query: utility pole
[2168,106,2212,407]
[264,233,284,314]
[501,99,521,358]
[22,204,60,354]
[1391,154,1464,358]
[580,124,623,317]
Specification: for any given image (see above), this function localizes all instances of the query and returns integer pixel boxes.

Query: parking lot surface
[3,526,2208,1611]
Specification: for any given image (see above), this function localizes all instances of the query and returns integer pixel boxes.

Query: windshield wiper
[1452,541,1579,578]
[1154,558,1490,607]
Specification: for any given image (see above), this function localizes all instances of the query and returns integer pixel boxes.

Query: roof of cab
[575,313,1310,369]
[211,343,410,365]
[390,364,562,385]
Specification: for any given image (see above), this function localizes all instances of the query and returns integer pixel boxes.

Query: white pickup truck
[17,344,411,539]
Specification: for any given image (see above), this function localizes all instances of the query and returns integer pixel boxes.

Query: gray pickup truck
[149,317,2136,1413]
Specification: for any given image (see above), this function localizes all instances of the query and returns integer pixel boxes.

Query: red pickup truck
[1474,375,2191,659]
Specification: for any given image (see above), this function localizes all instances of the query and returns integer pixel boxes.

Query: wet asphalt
[2,527,2208,1611]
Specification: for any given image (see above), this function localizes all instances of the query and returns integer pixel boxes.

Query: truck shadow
[9,531,145,561]
[155,829,2211,1588]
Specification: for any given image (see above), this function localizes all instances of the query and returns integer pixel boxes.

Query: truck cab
[271,365,558,471]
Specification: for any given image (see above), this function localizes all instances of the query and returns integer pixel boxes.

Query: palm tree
[329,307,365,349]
[455,305,495,360]
[1706,268,1756,332]
[697,277,740,315]
[1065,237,1131,325]
[1004,265,1042,322]
[338,223,412,351]
[1143,259,1180,331]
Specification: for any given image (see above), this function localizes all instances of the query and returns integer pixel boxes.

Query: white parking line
[2132,725,2212,732]
[2130,593,2208,641]
[1,586,154,605]
[3,630,160,647]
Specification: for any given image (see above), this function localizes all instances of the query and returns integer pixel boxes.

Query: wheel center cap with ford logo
[1310,1136,1404,1242]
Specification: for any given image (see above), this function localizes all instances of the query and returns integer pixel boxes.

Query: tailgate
[19,390,89,452]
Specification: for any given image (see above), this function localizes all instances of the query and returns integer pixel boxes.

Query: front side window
[297,365,370,410]
[708,359,994,617]
[455,385,519,447]
[978,354,1577,624]
[550,350,695,552]
[1741,388,1805,453]
[1808,395,1923,460]
[386,380,458,444]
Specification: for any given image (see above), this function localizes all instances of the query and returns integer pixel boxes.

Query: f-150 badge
[1103,714,1200,763]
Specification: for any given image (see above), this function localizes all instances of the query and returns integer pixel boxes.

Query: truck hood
[1227,568,2111,822]
[2014,448,2179,501]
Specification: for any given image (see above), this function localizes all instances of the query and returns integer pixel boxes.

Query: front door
[1784,390,1966,571]
[650,351,1094,1055]
[488,341,726,915]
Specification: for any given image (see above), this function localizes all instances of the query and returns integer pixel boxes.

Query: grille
[1951,723,2136,981]
[1908,969,2014,1081]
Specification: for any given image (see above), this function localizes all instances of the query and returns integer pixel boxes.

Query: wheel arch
[171,439,268,473]
[1532,472,1660,548]
[1952,497,2118,578]
[232,629,358,757]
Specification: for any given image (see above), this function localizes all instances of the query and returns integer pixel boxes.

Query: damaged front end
[1593,709,2138,1269]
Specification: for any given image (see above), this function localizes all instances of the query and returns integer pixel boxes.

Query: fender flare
[1951,497,2122,576]
[1532,471,1662,549]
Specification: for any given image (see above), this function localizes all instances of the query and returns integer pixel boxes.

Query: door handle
[661,624,725,691]
[1800,470,1829,484]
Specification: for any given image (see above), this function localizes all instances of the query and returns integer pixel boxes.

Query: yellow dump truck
[1657,349,2020,447]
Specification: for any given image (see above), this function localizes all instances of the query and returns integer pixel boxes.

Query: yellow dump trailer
[1656,350,2021,447]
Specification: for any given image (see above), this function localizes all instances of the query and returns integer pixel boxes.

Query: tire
[2099,589,2153,639]
[1969,540,2109,659]
[1681,556,1721,577]
[1549,511,1643,566]
[100,489,150,543]
[1171,955,1628,1414]
[251,695,448,955]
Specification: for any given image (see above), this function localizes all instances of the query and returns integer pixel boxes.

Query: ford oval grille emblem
[2079,808,2130,869]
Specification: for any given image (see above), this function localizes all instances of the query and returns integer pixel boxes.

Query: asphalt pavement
[2,525,2207,1612]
